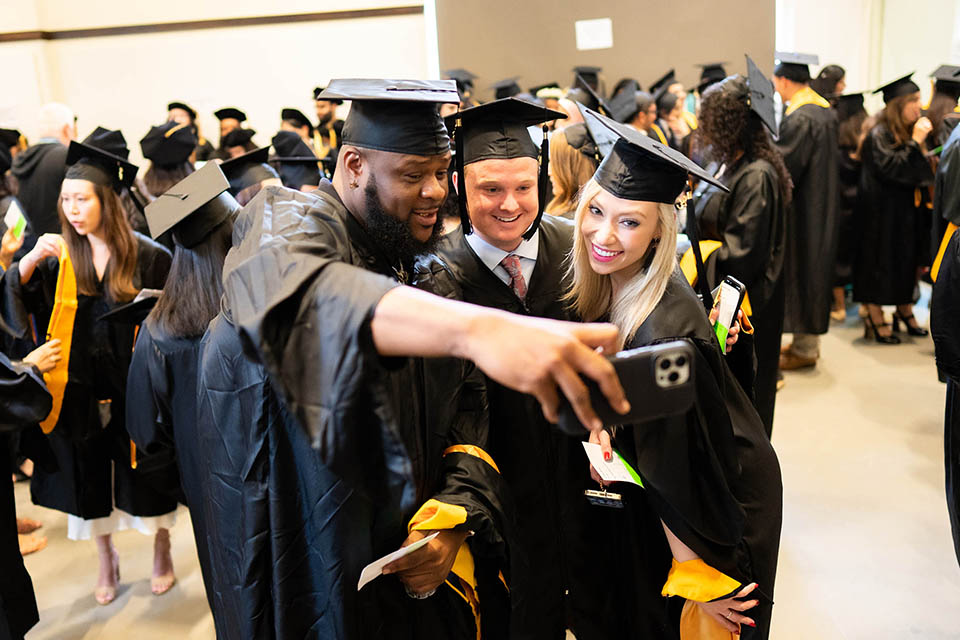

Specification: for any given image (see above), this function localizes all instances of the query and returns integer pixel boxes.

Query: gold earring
[350,180,359,189]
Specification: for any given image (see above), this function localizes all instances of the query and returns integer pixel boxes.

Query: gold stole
[650,123,669,145]
[932,222,959,282]
[784,86,830,117]
[39,239,78,434]
[680,240,755,321]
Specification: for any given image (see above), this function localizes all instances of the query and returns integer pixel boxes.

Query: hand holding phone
[711,276,746,348]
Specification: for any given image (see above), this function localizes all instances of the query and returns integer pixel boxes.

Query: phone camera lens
[676,356,686,367]
[669,372,679,383]
[660,359,671,370]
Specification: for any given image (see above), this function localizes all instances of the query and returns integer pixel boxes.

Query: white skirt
[67,509,177,540]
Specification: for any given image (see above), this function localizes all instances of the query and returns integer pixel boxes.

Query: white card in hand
[582,442,644,486]
[357,531,440,591]
[3,201,26,239]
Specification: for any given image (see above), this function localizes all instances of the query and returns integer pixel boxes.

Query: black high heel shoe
[863,315,901,344]
[892,312,929,337]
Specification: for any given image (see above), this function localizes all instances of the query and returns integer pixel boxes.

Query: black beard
[363,176,442,268]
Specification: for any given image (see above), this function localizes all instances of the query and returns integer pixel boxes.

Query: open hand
[696,582,760,633]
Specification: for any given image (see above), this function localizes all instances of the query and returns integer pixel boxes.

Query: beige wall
[0,1,429,167]
[435,0,776,102]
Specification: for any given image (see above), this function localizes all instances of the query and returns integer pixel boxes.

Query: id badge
[584,488,623,509]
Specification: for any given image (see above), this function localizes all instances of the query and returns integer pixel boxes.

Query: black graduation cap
[214,107,247,122]
[97,290,161,325]
[774,51,819,81]
[145,161,240,248]
[313,87,344,105]
[744,55,779,139]
[932,65,960,93]
[0,128,21,148]
[874,72,920,103]
[140,121,197,167]
[270,131,321,190]
[578,103,620,160]
[573,65,602,91]
[490,77,522,100]
[833,92,866,121]
[281,108,313,131]
[219,146,279,196]
[575,74,613,116]
[608,80,641,123]
[82,126,131,159]
[64,135,138,192]
[562,123,600,162]
[697,62,728,94]
[317,79,459,156]
[583,107,728,203]
[444,68,477,95]
[446,97,565,238]
[167,101,197,121]
[648,69,677,95]
[222,128,256,148]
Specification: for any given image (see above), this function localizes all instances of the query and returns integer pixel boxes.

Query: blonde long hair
[563,179,678,348]
[545,128,598,216]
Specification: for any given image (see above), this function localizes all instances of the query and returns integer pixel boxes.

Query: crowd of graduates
[0,49,959,640]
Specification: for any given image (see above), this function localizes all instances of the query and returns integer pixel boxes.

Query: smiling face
[60,178,103,237]
[463,156,539,252]
[579,186,661,282]
[361,148,451,244]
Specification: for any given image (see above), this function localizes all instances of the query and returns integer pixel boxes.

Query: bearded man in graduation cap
[196,79,629,640]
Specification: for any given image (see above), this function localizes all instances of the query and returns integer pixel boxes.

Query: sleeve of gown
[410,363,510,563]
[0,257,57,339]
[713,168,777,291]
[223,189,401,495]
[775,114,816,181]
[868,129,934,188]
[935,142,960,225]
[125,325,182,499]
[0,352,51,431]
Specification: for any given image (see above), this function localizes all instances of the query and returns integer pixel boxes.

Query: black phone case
[556,340,696,435]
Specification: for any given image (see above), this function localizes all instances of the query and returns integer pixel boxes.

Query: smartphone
[711,276,746,347]
[556,340,696,435]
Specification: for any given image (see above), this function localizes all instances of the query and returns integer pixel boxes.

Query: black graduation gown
[853,124,934,304]
[695,157,786,435]
[0,354,50,640]
[614,268,783,640]
[125,321,216,610]
[433,217,674,640]
[932,227,960,567]
[0,233,176,519]
[932,124,960,256]
[776,100,840,334]
[196,184,509,639]
[834,148,860,287]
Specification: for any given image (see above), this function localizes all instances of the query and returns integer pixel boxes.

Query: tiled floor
[15,305,960,639]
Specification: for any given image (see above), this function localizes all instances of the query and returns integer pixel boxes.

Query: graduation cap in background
[65,130,138,192]
[697,62,728,94]
[140,121,197,167]
[281,108,313,132]
[445,97,565,238]
[444,68,478,99]
[146,161,241,248]
[97,289,162,325]
[167,101,197,121]
[932,65,960,94]
[561,123,600,163]
[578,102,620,160]
[221,128,256,149]
[874,72,920,103]
[573,65,602,92]
[573,74,612,115]
[583,107,727,203]
[313,87,344,105]
[832,92,866,122]
[744,55,779,139]
[490,77,523,100]
[270,131,321,190]
[0,128,25,149]
[607,80,641,123]
[219,146,278,196]
[648,69,677,96]
[318,79,459,156]
[773,51,819,82]
[214,107,247,122]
